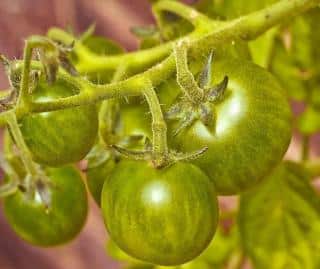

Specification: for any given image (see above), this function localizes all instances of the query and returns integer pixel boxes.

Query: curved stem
[193,0,320,56]
[47,27,175,74]
[0,0,317,124]
[174,41,204,104]
[99,62,128,144]
[152,0,212,28]
[17,36,57,108]
[4,111,38,177]
[142,80,168,166]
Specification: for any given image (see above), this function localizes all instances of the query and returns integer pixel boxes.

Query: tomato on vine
[3,166,88,246]
[101,160,219,265]
[158,56,292,194]
[19,77,98,166]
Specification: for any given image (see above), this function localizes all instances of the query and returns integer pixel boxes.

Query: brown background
[0,1,319,269]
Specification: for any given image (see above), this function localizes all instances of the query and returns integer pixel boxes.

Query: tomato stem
[99,62,128,145]
[4,111,38,192]
[152,0,212,30]
[0,0,318,127]
[142,80,169,167]
[17,36,58,109]
[174,41,204,104]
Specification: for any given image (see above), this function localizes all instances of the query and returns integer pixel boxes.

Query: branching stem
[1,0,319,166]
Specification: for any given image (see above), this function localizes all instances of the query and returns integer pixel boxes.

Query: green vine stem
[99,62,128,145]
[47,27,174,75]
[6,0,317,116]
[142,80,169,166]
[174,41,204,104]
[17,36,57,110]
[4,111,38,194]
[152,0,214,30]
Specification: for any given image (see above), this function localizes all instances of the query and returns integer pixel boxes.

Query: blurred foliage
[239,162,320,269]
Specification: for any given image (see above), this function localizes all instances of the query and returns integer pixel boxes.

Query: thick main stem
[0,0,318,124]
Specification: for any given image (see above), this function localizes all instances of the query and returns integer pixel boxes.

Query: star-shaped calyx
[166,51,228,136]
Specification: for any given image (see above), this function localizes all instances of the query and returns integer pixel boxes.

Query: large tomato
[3,166,88,246]
[158,57,292,194]
[19,78,98,166]
[101,160,219,266]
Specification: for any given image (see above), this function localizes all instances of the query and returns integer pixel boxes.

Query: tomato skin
[19,78,98,166]
[101,160,219,266]
[159,58,292,194]
[4,166,88,246]
[87,158,116,205]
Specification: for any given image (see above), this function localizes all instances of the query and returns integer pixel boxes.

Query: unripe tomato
[20,78,98,166]
[101,160,219,266]
[87,156,116,205]
[87,103,152,205]
[4,166,88,246]
[158,57,292,194]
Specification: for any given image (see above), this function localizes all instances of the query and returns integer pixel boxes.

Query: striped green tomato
[101,160,219,266]
[19,78,98,166]
[3,166,88,246]
[158,57,292,194]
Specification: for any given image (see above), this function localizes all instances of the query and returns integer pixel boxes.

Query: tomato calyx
[37,38,78,84]
[18,167,54,210]
[111,143,208,168]
[167,50,229,135]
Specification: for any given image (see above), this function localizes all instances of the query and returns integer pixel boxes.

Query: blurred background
[0,1,319,269]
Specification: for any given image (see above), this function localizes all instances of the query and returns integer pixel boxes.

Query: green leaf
[239,161,320,269]
[270,39,308,101]
[199,225,239,266]
[270,8,320,101]
[297,106,320,135]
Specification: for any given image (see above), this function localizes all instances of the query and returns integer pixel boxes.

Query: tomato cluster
[1,31,292,266]
[85,47,291,264]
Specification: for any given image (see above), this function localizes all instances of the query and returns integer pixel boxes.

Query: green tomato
[159,57,292,194]
[87,156,116,205]
[3,166,88,246]
[87,103,152,205]
[101,160,219,266]
[20,78,98,166]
